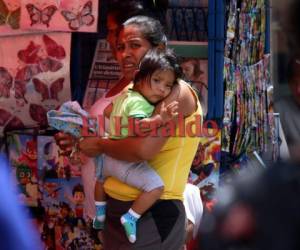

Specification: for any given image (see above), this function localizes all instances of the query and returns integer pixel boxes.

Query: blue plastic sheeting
[207,0,225,120]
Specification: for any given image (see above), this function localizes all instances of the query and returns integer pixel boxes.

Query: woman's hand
[78,137,103,157]
[54,132,76,156]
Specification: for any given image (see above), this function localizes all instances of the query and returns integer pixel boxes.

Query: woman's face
[116,25,153,80]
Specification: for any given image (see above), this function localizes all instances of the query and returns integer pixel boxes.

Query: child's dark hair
[134,48,183,85]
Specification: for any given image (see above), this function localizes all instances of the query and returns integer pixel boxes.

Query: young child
[47,48,182,243]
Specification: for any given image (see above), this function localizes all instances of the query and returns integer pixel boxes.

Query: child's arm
[103,103,113,119]
[135,101,178,133]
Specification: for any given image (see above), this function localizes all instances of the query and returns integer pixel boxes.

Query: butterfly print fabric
[0,0,31,36]
[60,1,95,31]
[0,0,20,29]
[20,0,98,32]
[25,4,58,27]
[0,108,25,134]
[0,32,71,135]
[0,0,39,36]
[0,67,13,98]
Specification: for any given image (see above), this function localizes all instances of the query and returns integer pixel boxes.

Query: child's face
[139,69,175,104]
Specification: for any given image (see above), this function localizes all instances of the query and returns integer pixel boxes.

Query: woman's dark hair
[134,48,183,85]
[107,1,145,26]
[107,0,169,27]
[123,15,168,47]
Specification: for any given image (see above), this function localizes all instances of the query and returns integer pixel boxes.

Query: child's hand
[160,101,179,123]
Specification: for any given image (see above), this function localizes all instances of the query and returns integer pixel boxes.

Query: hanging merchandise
[224,0,266,65]
[222,55,272,156]
[0,32,71,135]
[222,0,275,174]
[20,0,99,32]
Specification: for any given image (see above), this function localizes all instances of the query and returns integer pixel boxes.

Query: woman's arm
[79,81,198,162]
[79,133,168,162]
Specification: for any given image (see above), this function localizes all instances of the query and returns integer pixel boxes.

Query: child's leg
[131,186,164,215]
[93,180,106,230]
[119,162,164,243]
[93,155,106,230]
[102,155,165,243]
[120,186,164,243]
[94,180,106,221]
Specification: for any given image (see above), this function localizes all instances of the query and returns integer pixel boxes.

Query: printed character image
[16,164,39,206]
[17,139,38,178]
[42,141,59,179]
[65,183,86,227]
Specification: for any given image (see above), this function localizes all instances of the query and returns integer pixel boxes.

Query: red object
[18,41,41,64]
[43,35,66,59]
[186,237,200,250]
[0,67,13,98]
[26,4,57,28]
[29,104,48,127]
[32,77,64,101]
[38,57,63,72]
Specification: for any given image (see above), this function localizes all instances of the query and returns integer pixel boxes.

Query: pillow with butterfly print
[20,0,98,32]
[0,32,71,135]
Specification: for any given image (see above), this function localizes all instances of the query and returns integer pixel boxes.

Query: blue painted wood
[207,0,216,119]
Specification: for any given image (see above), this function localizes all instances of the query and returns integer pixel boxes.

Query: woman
[57,16,202,249]
[57,1,148,221]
